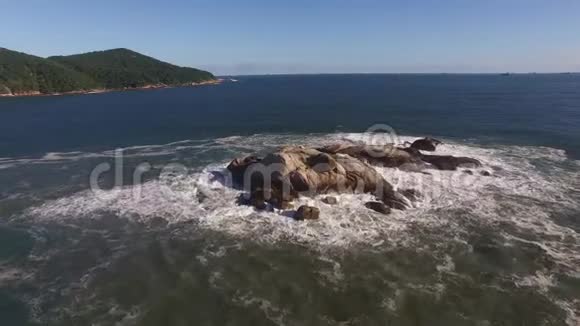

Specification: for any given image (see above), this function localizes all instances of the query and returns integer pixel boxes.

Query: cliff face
[0,47,216,96]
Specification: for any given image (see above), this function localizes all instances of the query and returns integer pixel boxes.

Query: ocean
[0,74,579,325]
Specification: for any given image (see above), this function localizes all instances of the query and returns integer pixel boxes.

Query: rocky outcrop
[294,206,320,220]
[227,137,483,220]
[318,144,423,168]
[419,154,481,171]
[229,146,408,211]
[318,143,481,171]
[227,155,261,185]
[410,137,442,151]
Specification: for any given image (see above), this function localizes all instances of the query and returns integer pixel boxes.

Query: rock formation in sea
[409,137,441,151]
[227,138,482,219]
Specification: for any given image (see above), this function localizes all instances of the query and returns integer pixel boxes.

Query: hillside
[49,48,215,89]
[0,48,216,96]
[0,48,98,95]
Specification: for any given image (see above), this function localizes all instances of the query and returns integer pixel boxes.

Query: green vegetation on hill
[49,48,215,89]
[0,48,98,95]
[0,47,215,95]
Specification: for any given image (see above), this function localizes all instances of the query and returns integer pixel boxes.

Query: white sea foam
[0,134,315,171]
[0,265,33,286]
[233,292,289,325]
[24,133,580,268]
[19,133,580,325]
[515,272,556,293]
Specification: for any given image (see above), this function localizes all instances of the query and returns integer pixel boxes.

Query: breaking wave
[25,133,579,252]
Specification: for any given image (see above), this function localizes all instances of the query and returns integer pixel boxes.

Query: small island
[0,47,217,97]
[227,137,489,220]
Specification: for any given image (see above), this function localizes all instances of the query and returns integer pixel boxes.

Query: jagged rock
[318,144,423,168]
[226,141,482,214]
[293,206,320,220]
[318,144,480,171]
[420,154,481,171]
[232,187,282,210]
[365,201,391,215]
[228,146,407,210]
[322,196,338,205]
[410,137,442,151]
[227,155,262,185]
[307,153,338,172]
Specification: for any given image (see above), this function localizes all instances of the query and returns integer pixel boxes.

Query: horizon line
[219,72,580,77]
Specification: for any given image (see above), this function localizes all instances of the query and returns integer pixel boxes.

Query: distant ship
[500,73,511,76]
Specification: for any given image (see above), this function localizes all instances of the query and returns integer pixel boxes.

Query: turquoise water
[0,75,579,325]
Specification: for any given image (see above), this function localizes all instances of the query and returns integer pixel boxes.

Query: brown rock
[227,155,261,185]
[228,146,405,209]
[226,141,481,212]
[318,144,422,168]
[293,206,320,220]
[318,143,480,172]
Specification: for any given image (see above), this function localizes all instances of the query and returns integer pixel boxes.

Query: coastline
[0,78,223,98]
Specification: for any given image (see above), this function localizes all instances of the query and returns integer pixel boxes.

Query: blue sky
[1,0,579,75]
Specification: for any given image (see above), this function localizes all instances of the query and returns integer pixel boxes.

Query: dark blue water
[1,74,579,159]
[0,75,579,326]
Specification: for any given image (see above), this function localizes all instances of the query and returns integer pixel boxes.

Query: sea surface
[0,74,579,325]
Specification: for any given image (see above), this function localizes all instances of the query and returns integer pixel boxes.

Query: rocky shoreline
[227,137,489,220]
[0,79,222,98]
